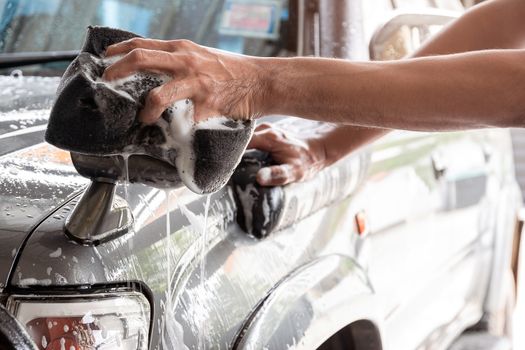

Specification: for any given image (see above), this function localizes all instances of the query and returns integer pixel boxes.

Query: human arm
[262,49,525,130]
[259,0,525,130]
[103,0,525,185]
[247,0,525,185]
[103,0,525,129]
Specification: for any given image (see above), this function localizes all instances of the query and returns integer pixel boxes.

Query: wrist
[251,57,291,117]
[306,134,333,169]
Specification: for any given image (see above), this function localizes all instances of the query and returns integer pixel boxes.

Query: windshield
[0,0,291,74]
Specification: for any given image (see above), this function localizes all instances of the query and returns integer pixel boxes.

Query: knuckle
[179,39,193,47]
[127,37,144,48]
[183,52,197,66]
[168,40,179,51]
[148,89,165,106]
[257,122,272,130]
[267,130,282,141]
[128,48,145,63]
[172,39,193,49]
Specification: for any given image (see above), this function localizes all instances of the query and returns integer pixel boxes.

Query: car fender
[232,254,384,350]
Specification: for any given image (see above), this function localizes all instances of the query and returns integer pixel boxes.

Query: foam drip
[197,194,211,350]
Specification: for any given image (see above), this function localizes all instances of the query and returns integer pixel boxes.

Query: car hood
[0,75,59,112]
[0,75,87,291]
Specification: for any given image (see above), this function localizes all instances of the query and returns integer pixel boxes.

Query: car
[0,0,521,349]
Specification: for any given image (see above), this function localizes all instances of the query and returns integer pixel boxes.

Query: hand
[103,38,271,124]
[247,123,329,186]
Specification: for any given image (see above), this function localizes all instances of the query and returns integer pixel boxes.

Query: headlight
[6,292,150,350]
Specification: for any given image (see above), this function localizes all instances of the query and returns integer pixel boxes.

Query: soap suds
[257,167,272,184]
[93,55,249,194]
[19,278,52,286]
[49,247,62,258]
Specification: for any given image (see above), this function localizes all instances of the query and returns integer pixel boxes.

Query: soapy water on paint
[198,194,211,350]
[119,155,211,349]
[97,53,222,347]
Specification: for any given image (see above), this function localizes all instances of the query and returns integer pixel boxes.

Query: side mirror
[65,153,186,245]
[369,9,460,60]
[70,153,182,189]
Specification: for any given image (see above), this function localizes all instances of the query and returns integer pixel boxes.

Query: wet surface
[12,175,359,349]
[0,140,86,291]
[0,75,58,112]
[513,238,525,348]
[1,88,519,350]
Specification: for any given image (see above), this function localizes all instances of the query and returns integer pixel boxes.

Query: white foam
[257,167,272,184]
[160,102,248,193]
[49,247,62,258]
[19,278,52,286]
[81,311,95,324]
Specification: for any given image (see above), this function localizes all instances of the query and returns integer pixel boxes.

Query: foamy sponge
[45,26,254,194]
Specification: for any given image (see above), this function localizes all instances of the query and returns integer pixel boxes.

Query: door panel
[353,130,493,349]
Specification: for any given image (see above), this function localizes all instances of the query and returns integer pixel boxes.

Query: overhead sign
[219,0,281,40]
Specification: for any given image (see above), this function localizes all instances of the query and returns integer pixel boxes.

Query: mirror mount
[65,180,133,245]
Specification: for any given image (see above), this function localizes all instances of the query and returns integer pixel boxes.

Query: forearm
[415,0,525,55]
[264,49,525,130]
[311,125,387,165]
[285,0,525,154]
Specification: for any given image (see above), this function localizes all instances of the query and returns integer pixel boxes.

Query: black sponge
[45,26,254,193]
[231,150,284,238]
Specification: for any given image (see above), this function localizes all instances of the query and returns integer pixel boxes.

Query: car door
[362,4,497,348]
[356,130,495,349]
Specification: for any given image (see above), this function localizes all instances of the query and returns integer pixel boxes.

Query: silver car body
[0,0,521,349]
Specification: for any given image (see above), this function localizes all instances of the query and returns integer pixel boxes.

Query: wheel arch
[232,254,384,350]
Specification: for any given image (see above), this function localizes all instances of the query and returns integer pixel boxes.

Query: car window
[0,0,290,75]
[0,0,289,55]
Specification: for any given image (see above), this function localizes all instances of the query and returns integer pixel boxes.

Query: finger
[256,164,296,186]
[102,49,187,81]
[139,78,198,124]
[106,38,197,57]
[247,129,280,150]
[106,37,174,57]
[254,122,272,132]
